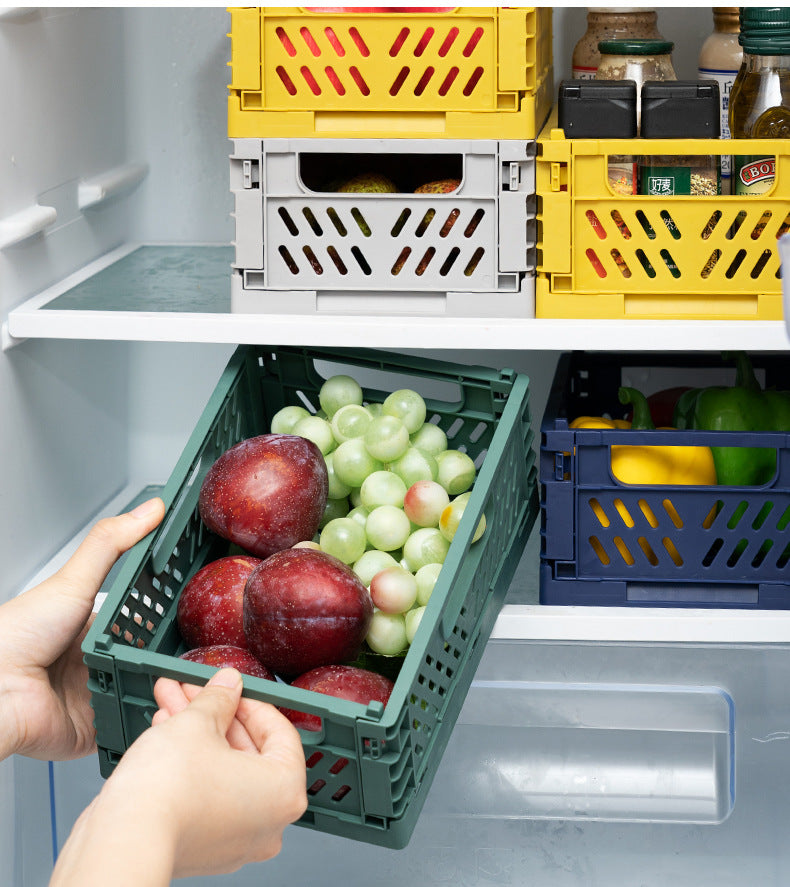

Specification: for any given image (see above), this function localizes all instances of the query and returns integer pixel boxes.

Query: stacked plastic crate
[227,7,554,317]
[535,114,789,320]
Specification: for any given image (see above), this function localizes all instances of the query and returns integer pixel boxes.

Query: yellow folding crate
[536,115,788,320]
[227,7,553,140]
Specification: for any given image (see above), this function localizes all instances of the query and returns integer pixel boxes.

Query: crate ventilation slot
[273,23,487,98]
[276,205,488,278]
[305,752,353,804]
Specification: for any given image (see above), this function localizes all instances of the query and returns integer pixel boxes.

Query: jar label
[571,65,598,80]
[607,158,637,196]
[735,156,776,195]
[698,67,738,178]
[642,167,691,196]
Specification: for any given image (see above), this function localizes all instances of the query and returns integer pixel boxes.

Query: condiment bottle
[729,6,790,196]
[572,8,662,80]
[595,38,676,196]
[698,8,743,192]
[639,81,721,197]
[596,38,677,132]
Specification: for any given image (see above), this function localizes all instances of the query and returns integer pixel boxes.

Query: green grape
[346,505,370,530]
[369,565,417,614]
[320,517,367,564]
[382,388,427,434]
[363,414,410,462]
[319,496,350,529]
[435,449,476,495]
[439,491,486,543]
[403,479,449,528]
[415,562,443,606]
[292,415,336,455]
[319,374,363,418]
[353,549,399,586]
[403,527,450,572]
[391,446,438,488]
[292,540,322,551]
[360,470,407,510]
[332,438,383,487]
[365,402,383,418]
[405,606,426,644]
[409,422,448,458]
[349,486,364,509]
[325,451,352,500]
[271,404,311,435]
[365,505,411,552]
[366,610,408,655]
[331,403,372,444]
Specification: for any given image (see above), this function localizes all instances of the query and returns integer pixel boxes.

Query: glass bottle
[596,38,677,131]
[572,8,662,80]
[596,39,676,196]
[698,8,742,192]
[729,6,790,196]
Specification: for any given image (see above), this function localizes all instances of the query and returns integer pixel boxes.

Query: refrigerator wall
[3,8,790,887]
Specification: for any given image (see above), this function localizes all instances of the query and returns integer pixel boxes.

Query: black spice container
[639,80,722,195]
[557,79,639,195]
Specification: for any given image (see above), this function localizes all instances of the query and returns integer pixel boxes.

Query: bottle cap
[598,38,674,56]
[739,7,790,54]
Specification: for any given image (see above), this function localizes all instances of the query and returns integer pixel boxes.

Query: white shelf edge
[5,243,790,351]
[492,603,790,645]
[8,312,789,351]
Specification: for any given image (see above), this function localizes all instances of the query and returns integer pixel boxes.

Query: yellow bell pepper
[570,387,717,486]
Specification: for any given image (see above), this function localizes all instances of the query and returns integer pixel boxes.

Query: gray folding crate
[230,137,536,317]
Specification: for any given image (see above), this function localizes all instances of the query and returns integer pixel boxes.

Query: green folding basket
[82,344,537,849]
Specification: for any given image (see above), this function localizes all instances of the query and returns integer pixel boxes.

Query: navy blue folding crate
[540,352,790,609]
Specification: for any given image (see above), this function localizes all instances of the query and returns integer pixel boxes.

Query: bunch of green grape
[270,373,487,656]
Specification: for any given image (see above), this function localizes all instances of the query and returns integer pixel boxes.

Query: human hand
[51,668,308,886]
[0,497,165,762]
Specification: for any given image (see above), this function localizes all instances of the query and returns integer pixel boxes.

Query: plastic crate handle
[440,373,532,639]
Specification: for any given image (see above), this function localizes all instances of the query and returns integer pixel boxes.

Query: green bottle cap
[740,7,790,54]
[597,38,675,56]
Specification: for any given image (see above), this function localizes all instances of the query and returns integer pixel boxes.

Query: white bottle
[698,7,742,192]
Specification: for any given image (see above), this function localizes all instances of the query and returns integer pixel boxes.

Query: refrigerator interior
[3,7,790,886]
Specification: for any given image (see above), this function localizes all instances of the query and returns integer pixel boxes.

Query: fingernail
[209,668,242,689]
[130,498,162,519]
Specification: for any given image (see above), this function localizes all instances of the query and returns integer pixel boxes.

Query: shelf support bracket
[1,319,26,352]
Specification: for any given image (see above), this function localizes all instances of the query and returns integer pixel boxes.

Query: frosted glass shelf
[6,243,790,351]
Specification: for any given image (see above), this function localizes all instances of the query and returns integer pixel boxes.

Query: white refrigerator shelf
[5,242,790,351]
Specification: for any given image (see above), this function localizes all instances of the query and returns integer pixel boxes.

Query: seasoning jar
[639,81,722,197]
[596,38,677,131]
[698,8,742,192]
[572,8,662,80]
[729,6,790,196]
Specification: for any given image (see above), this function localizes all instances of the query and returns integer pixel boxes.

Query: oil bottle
[729,6,790,195]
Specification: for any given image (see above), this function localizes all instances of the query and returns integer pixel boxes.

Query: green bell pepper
[672,352,790,486]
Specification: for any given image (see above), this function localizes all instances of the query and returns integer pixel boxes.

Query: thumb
[186,669,244,737]
[53,497,165,606]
